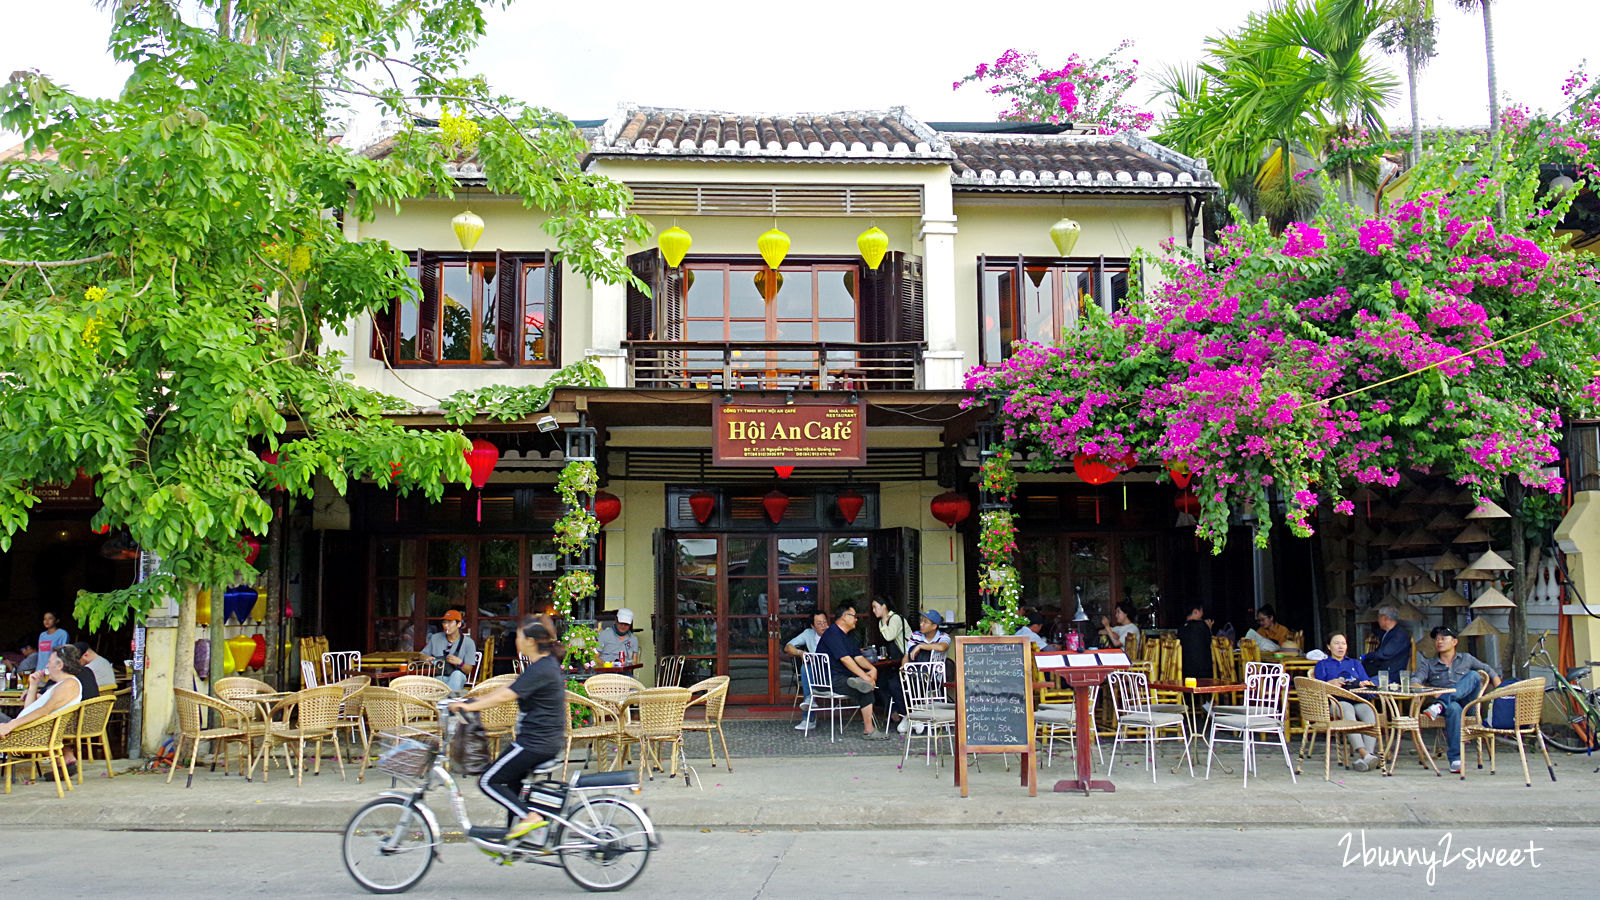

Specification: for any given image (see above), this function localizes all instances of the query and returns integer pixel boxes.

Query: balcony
[625,340,924,391]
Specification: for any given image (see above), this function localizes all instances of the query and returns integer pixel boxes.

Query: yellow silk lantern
[757,227,791,269]
[225,635,256,673]
[250,587,269,623]
[195,588,211,627]
[1049,217,1081,256]
[451,209,485,250]
[658,226,692,268]
[856,226,888,270]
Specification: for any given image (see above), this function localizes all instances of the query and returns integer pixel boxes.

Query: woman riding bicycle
[449,614,566,842]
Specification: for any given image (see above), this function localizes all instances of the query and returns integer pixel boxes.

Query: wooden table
[567,663,643,676]
[355,667,407,683]
[0,689,24,710]
[1357,686,1449,775]
[1038,663,1128,796]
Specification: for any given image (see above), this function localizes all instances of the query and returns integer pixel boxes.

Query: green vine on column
[974,449,1025,636]
[552,458,600,667]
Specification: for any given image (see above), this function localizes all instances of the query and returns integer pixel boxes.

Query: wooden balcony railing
[625,341,924,391]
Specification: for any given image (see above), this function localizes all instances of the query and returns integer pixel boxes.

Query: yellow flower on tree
[84,286,107,302]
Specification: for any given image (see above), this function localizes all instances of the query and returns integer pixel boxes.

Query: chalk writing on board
[961,642,1029,747]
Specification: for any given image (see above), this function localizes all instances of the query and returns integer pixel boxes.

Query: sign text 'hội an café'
[712,401,865,467]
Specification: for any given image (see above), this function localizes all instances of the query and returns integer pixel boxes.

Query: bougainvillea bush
[953,41,1154,133]
[965,142,1600,550]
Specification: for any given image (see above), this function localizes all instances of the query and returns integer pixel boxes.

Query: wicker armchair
[170,688,252,787]
[0,705,77,797]
[216,676,276,696]
[584,673,644,707]
[682,675,732,770]
[257,684,346,786]
[62,695,117,784]
[356,686,437,782]
[392,675,451,726]
[1294,677,1385,780]
[1461,677,1556,785]
[332,675,371,761]
[463,678,518,755]
[563,691,623,778]
[608,687,692,782]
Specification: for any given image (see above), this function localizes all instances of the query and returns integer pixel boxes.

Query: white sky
[0,0,1591,147]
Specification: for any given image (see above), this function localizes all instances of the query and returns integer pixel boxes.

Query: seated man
[1360,606,1412,683]
[816,603,888,740]
[71,641,117,690]
[595,609,640,666]
[1253,605,1291,645]
[784,610,830,731]
[906,610,950,665]
[424,609,478,692]
[1414,625,1501,774]
[1013,612,1055,651]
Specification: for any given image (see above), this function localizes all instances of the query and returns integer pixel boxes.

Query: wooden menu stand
[1036,659,1128,796]
[952,637,1037,798]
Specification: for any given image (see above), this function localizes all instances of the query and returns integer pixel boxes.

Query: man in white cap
[596,608,639,666]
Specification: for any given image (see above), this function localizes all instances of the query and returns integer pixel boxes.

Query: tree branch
[0,252,113,267]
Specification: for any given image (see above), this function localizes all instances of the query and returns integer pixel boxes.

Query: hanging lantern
[930,491,972,561]
[754,269,785,297]
[249,588,269,623]
[773,465,794,479]
[1049,216,1081,256]
[464,438,498,522]
[763,489,790,523]
[1174,490,1201,518]
[248,634,267,669]
[451,209,485,250]
[239,535,261,567]
[593,490,621,528]
[688,489,717,524]
[195,589,212,627]
[836,488,865,524]
[225,635,256,673]
[658,225,693,268]
[259,450,286,491]
[223,585,257,625]
[1167,460,1193,489]
[1072,452,1121,485]
[194,638,210,674]
[757,226,791,269]
[856,226,888,270]
[92,523,110,535]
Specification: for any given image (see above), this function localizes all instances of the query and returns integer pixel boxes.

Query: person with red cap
[424,609,477,692]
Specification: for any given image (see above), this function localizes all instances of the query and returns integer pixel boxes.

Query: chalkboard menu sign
[952,637,1036,797]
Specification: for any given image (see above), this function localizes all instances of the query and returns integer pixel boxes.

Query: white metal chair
[801,652,853,743]
[464,651,483,685]
[1205,671,1297,787]
[299,659,319,689]
[406,658,445,677]
[1211,661,1285,719]
[899,662,956,766]
[1107,669,1194,782]
[1035,685,1102,768]
[655,655,686,688]
[322,650,360,684]
[512,655,530,675]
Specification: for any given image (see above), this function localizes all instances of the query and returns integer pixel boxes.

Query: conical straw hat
[1354,574,1386,586]
[1394,600,1428,620]
[1390,561,1429,580]
[1452,524,1492,544]
[1403,486,1432,505]
[1429,588,1470,608]
[1459,617,1502,637]
[1407,576,1445,595]
[1466,549,1514,572]
[1427,485,1458,504]
[1453,568,1495,582]
[1465,498,1511,520]
[1425,511,1464,531]
[1356,607,1380,623]
[1325,595,1356,611]
[1431,551,1466,571]
[1468,586,1516,609]
[1371,561,1397,578]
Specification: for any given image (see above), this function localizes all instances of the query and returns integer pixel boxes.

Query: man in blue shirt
[784,610,830,730]
[1416,625,1501,774]
[816,603,888,740]
[1360,606,1411,682]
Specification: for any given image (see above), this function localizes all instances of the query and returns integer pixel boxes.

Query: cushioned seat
[575,769,639,789]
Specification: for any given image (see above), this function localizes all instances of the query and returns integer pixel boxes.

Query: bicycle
[342,702,658,893]
[1528,631,1599,756]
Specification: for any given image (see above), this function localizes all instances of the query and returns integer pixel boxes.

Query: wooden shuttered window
[858,251,925,344]
[870,526,921,624]
[369,250,559,367]
[416,254,440,363]
[369,304,396,363]
[624,249,685,342]
[494,250,519,363]
[976,255,1133,365]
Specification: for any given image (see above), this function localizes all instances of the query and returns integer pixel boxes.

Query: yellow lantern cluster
[656,221,893,278]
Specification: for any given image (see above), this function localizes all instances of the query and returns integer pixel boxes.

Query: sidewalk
[4,720,1596,832]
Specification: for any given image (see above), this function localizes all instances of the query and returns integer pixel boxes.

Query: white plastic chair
[801,652,853,743]
[322,650,360,684]
[899,662,956,766]
[1035,685,1102,768]
[1205,671,1297,787]
[300,659,319,689]
[1107,669,1193,782]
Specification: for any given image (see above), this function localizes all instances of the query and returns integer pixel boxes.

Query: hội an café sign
[713,401,865,467]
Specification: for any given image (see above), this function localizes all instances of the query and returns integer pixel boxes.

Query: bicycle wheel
[558,798,653,892]
[343,796,437,894]
[1540,686,1599,754]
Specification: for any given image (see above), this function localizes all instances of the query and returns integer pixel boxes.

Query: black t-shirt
[509,655,565,752]
[817,624,861,682]
[1175,621,1213,679]
[43,670,96,706]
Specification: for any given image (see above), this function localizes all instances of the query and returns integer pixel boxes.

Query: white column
[918,215,962,390]
[587,211,631,387]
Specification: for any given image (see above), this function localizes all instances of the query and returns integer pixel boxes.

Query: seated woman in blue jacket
[1313,633,1379,772]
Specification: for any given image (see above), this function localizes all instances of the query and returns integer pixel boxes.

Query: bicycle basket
[375,727,441,778]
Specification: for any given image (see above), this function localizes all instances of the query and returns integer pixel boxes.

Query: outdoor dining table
[1356,685,1451,775]
[0,689,24,710]
[1152,679,1247,773]
[1039,662,1129,796]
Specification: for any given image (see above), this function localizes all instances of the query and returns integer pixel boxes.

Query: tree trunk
[1480,1,1504,220]
[1507,479,1531,679]
[1407,49,1423,167]
[171,582,198,733]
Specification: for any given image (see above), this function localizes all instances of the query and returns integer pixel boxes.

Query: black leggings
[478,743,558,818]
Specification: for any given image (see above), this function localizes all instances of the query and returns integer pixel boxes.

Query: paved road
[2,826,1593,897]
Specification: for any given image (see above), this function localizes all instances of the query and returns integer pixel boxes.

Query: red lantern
[1167,460,1193,489]
[688,490,717,524]
[593,491,621,527]
[773,465,794,479]
[239,535,261,566]
[248,634,267,669]
[1174,490,1201,517]
[930,491,972,560]
[836,489,865,524]
[464,439,498,522]
[763,490,790,523]
[1073,452,1122,486]
[92,523,110,535]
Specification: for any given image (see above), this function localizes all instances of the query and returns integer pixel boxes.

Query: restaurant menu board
[952,637,1037,797]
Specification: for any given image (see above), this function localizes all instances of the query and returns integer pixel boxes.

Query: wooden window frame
[682,260,861,342]
[371,251,560,369]
[976,255,1133,365]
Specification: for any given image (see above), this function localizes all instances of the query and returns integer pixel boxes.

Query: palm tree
[1454,1,1502,217]
[1375,0,1438,166]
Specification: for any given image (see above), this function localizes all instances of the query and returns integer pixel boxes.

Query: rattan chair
[62,695,117,784]
[655,655,687,688]
[463,677,518,756]
[170,688,252,787]
[1461,677,1556,785]
[1295,677,1385,780]
[257,684,346,786]
[391,675,451,726]
[0,705,77,797]
[563,691,623,779]
[357,687,440,782]
[584,673,645,707]
[608,687,693,782]
[682,675,732,770]
[332,675,371,761]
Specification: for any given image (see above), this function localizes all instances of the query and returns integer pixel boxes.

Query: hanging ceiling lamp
[658,225,693,268]
[451,209,485,250]
[1049,216,1081,256]
[757,225,791,269]
[856,225,888,270]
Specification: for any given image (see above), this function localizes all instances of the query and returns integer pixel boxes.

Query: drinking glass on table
[1377,670,1389,690]
[1399,670,1411,691]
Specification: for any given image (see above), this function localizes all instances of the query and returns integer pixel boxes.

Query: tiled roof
[944,133,1216,191]
[590,105,951,162]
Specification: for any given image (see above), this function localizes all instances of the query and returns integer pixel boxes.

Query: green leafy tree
[0,0,647,692]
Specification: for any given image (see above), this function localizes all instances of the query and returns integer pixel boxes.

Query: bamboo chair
[564,691,623,779]
[214,679,275,761]
[331,675,371,761]
[463,677,519,756]
[106,684,133,752]
[356,687,441,782]
[608,687,692,782]
[1238,639,1262,666]
[584,673,644,707]
[170,688,252,788]
[257,684,346,786]
[62,695,117,784]
[1461,678,1556,786]
[1294,678,1385,780]
[0,705,78,797]
[1380,694,1444,777]
[682,675,733,770]
[1212,637,1241,705]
